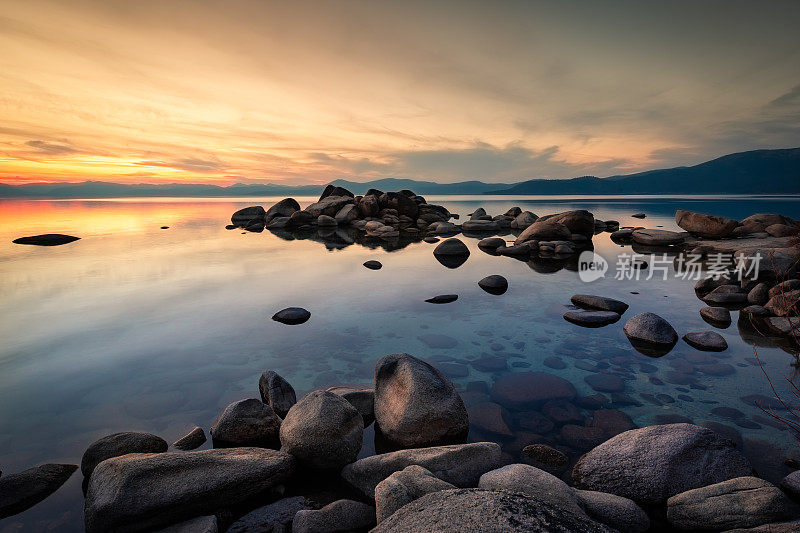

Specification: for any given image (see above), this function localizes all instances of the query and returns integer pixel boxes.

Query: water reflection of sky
[1,195,799,531]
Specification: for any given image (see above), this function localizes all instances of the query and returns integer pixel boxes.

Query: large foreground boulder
[372,488,615,532]
[341,442,502,499]
[81,432,168,478]
[84,448,295,533]
[573,423,753,504]
[666,476,797,530]
[280,390,363,469]
[675,209,739,238]
[0,464,77,519]
[374,465,455,523]
[374,354,468,448]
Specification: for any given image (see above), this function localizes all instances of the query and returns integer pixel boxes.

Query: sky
[1,0,799,186]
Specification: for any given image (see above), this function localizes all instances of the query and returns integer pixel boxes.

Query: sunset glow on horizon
[2,0,799,186]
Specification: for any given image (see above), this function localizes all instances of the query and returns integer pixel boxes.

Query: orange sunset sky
[1,0,799,186]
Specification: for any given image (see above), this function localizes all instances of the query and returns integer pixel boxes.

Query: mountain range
[1,147,797,198]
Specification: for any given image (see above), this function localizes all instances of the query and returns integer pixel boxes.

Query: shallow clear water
[1,195,799,531]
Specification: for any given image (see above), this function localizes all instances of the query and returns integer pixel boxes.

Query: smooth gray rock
[571,294,629,314]
[510,211,538,229]
[279,390,363,469]
[265,198,300,220]
[749,283,771,305]
[327,386,375,426]
[363,260,382,270]
[304,196,354,218]
[210,399,282,448]
[272,307,311,325]
[780,470,800,501]
[462,219,499,232]
[231,206,265,226]
[632,228,685,246]
[372,488,615,533]
[478,274,508,295]
[84,448,295,533]
[341,442,502,499]
[373,353,468,448]
[479,463,584,516]
[574,489,650,533]
[172,427,206,451]
[515,221,572,243]
[667,476,796,530]
[82,432,168,477]
[334,203,359,224]
[573,423,753,504]
[700,306,732,326]
[259,370,297,418]
[623,312,678,349]
[521,444,568,474]
[0,464,77,519]
[477,237,505,251]
[683,331,728,352]
[564,310,621,327]
[156,516,217,533]
[538,210,595,237]
[292,499,375,533]
[226,496,314,533]
[432,238,470,256]
[675,209,738,238]
[375,465,455,523]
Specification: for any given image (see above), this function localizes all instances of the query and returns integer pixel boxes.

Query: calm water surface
[1,195,800,531]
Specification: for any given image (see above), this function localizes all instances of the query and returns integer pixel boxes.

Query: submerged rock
[375,465,455,523]
[573,423,753,504]
[271,307,311,325]
[210,399,281,448]
[82,432,168,477]
[667,476,796,531]
[491,372,576,410]
[477,274,508,295]
[84,448,295,533]
[12,234,81,246]
[0,463,77,519]
[683,331,728,352]
[341,442,502,499]
[279,390,363,469]
[374,353,468,449]
[372,488,615,533]
[172,427,206,451]
[258,370,297,418]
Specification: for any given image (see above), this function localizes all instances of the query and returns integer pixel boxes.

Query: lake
[1,194,799,531]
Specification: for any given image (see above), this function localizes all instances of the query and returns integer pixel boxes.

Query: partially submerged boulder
[675,209,739,238]
[81,432,168,478]
[0,464,77,519]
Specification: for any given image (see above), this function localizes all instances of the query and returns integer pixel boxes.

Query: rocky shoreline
[4,188,800,531]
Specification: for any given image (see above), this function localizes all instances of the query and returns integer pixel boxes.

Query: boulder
[371,488,615,533]
[573,423,753,504]
[479,463,584,516]
[538,210,595,237]
[623,312,678,352]
[510,211,538,229]
[675,209,739,238]
[288,210,315,226]
[333,204,359,224]
[172,427,206,451]
[374,354,468,449]
[319,184,354,200]
[700,306,732,327]
[84,448,294,533]
[81,432,168,478]
[265,198,300,220]
[765,289,800,317]
[683,331,728,352]
[632,229,685,246]
[467,402,513,437]
[461,219,499,232]
[747,282,770,305]
[781,470,800,501]
[0,464,77,519]
[741,213,792,233]
[571,294,629,314]
[564,310,621,327]
[477,237,506,251]
[562,425,608,451]
[226,496,315,533]
[304,196,354,218]
[515,221,572,244]
[766,224,800,237]
[375,465,455,523]
[317,214,337,227]
[231,206,265,226]
[266,216,290,229]
[380,192,419,219]
[477,275,508,295]
[666,476,796,530]
[259,370,297,418]
[341,442,502,499]
[432,238,470,256]
[210,399,282,448]
[279,390,363,469]
[326,386,375,426]
[363,260,382,270]
[574,489,650,533]
[12,234,81,246]
[292,499,375,533]
[272,307,311,325]
[490,372,576,410]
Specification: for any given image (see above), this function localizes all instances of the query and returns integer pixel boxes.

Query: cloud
[136,157,226,173]
[25,140,78,155]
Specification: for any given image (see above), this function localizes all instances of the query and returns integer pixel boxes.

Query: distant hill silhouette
[488,148,800,195]
[1,147,797,198]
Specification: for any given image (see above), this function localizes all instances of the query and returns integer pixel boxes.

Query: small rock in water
[160,226,169,229]
[425,294,458,304]
[585,374,626,393]
[699,306,732,327]
[571,294,629,314]
[423,236,440,243]
[564,310,621,328]
[623,312,678,356]
[682,331,728,352]
[363,260,383,270]
[172,427,206,451]
[433,238,470,256]
[418,333,458,349]
[477,237,506,252]
[0,464,78,519]
[271,307,311,325]
[81,432,168,478]
[478,275,508,295]
[631,213,646,219]
[543,356,567,369]
[12,234,80,246]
